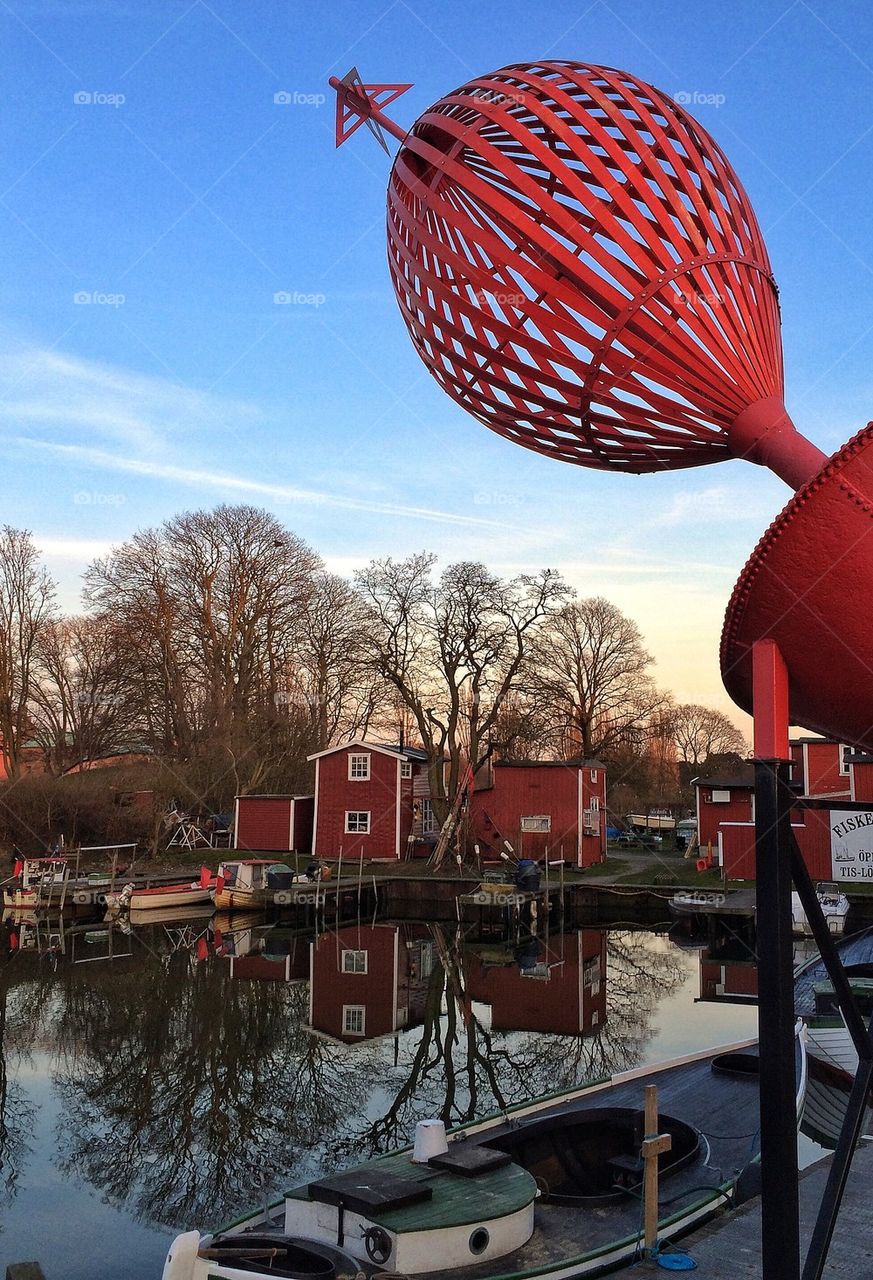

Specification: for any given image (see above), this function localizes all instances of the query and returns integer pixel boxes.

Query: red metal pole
[729,397,827,490]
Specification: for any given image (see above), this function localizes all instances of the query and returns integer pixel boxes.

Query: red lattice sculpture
[331,63,873,749]
[382,61,824,487]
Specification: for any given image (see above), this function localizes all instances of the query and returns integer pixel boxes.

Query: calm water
[0,911,782,1278]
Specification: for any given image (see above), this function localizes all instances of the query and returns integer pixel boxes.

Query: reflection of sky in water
[0,924,790,1280]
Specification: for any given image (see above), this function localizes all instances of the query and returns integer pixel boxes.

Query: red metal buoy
[331,63,873,748]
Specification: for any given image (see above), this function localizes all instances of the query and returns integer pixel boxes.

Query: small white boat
[126,902,215,928]
[791,882,850,937]
[211,860,297,911]
[106,868,214,913]
[795,925,873,1078]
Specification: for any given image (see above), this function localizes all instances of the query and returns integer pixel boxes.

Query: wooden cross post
[642,1084,672,1256]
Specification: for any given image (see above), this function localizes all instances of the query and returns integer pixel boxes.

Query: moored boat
[2,856,70,909]
[106,867,215,913]
[211,859,296,911]
[791,882,850,937]
[162,1032,806,1280]
[795,924,873,1074]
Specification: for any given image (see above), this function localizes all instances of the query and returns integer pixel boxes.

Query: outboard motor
[514,859,541,892]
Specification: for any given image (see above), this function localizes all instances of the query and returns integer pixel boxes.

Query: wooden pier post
[642,1084,672,1255]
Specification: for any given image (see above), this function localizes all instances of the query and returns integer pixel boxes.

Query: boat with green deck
[162,1034,806,1280]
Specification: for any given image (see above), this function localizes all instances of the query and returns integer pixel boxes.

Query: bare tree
[527,597,666,761]
[29,615,140,774]
[285,571,380,750]
[85,506,321,782]
[0,527,56,778]
[671,703,748,770]
[355,555,569,823]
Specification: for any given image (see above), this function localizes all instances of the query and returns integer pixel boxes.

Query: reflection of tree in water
[510,931,688,1089]
[5,922,687,1233]
[0,955,51,1211]
[51,947,376,1228]
[354,929,686,1155]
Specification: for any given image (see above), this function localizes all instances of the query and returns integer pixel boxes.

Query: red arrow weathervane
[330,66,412,151]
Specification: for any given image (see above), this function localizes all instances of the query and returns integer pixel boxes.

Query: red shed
[470,759,607,868]
[849,753,873,802]
[233,794,313,854]
[790,737,852,798]
[309,740,430,860]
[695,773,754,857]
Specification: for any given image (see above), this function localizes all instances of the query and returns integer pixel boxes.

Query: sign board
[830,810,873,880]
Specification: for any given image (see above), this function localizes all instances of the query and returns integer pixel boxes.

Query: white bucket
[412,1118,448,1163]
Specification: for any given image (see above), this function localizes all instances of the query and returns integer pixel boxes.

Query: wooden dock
[671,1140,873,1275]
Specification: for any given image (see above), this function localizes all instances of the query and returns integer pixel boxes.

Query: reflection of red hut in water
[214,919,310,983]
[307,923,434,1044]
[698,954,758,1004]
[465,930,607,1036]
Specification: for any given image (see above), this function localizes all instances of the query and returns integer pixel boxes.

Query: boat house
[695,737,873,881]
[470,759,607,868]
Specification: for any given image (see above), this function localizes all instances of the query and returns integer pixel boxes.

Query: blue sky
[3,0,873,716]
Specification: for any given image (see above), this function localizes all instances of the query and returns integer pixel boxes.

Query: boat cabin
[216,859,295,893]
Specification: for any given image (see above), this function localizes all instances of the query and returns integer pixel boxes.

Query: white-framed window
[521,815,551,832]
[840,745,852,775]
[345,811,370,834]
[590,768,598,783]
[420,799,438,835]
[341,949,368,974]
[590,796,600,811]
[710,789,731,803]
[342,1004,366,1036]
[348,753,370,780]
[400,761,412,778]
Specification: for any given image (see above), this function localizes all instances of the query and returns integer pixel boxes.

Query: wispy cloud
[5,435,516,530]
[0,347,258,454]
[35,535,114,560]
[0,346,522,530]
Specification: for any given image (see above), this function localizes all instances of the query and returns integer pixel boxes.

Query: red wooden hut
[233,794,314,854]
[308,740,431,861]
[470,759,607,869]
